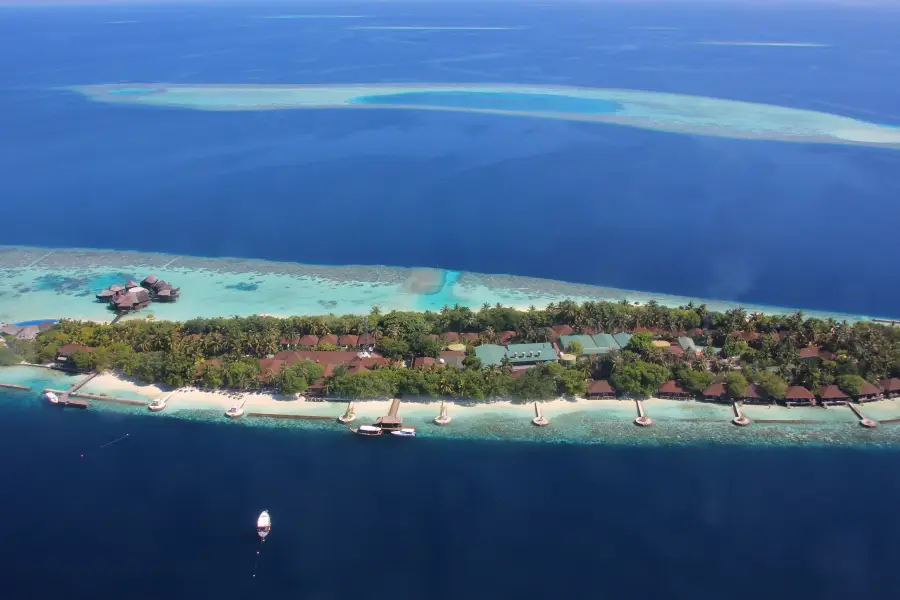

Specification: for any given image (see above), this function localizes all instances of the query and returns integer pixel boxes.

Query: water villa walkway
[634,400,652,426]
[847,403,878,428]
[0,383,31,391]
[732,402,751,427]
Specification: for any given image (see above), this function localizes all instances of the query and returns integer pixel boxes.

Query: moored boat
[43,391,59,404]
[257,510,271,540]
[148,397,168,412]
[226,404,244,419]
[355,425,383,436]
[390,427,417,437]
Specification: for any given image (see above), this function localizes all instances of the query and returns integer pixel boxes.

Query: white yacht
[390,428,417,437]
[44,391,60,404]
[257,510,271,540]
[355,425,383,436]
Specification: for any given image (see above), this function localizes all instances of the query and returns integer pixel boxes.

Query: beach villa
[879,378,900,399]
[856,381,884,403]
[586,380,616,399]
[658,380,690,399]
[785,385,816,406]
[55,343,95,370]
[818,385,849,406]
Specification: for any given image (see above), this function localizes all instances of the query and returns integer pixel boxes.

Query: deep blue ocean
[2,1,900,316]
[3,388,900,599]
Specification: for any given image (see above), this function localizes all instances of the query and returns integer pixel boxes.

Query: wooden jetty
[71,392,148,406]
[847,403,878,428]
[532,401,549,426]
[634,400,652,426]
[732,402,751,427]
[0,383,32,391]
[434,400,451,425]
[375,398,404,430]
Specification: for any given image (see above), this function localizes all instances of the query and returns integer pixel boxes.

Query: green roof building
[612,332,632,349]
[558,334,606,355]
[475,342,558,366]
[591,333,618,353]
[677,336,697,353]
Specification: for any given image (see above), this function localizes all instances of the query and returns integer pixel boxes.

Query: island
[3,299,900,445]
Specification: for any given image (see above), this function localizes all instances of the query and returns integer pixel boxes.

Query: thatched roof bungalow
[586,380,616,399]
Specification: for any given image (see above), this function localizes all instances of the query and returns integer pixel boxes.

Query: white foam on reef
[69,83,900,148]
[696,41,829,48]
[347,26,523,31]
[0,245,884,324]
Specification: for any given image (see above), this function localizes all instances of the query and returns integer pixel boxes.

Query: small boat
[257,510,271,540]
[390,428,416,438]
[148,397,167,412]
[225,405,244,419]
[355,425,383,436]
[44,391,60,404]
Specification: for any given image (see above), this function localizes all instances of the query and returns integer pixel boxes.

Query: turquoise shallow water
[350,91,623,114]
[0,245,883,323]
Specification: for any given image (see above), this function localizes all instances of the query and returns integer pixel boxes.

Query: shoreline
[4,366,900,448]
[0,244,890,324]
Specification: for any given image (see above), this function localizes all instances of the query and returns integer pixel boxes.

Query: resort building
[658,380,689,399]
[113,288,152,312]
[586,380,616,399]
[338,334,359,348]
[357,333,377,348]
[702,382,766,404]
[474,343,558,367]
[612,332,632,349]
[319,334,339,346]
[297,334,319,347]
[498,330,517,344]
[140,275,180,302]
[591,333,619,353]
[879,378,900,399]
[702,382,727,402]
[856,381,884,403]
[785,386,816,406]
[558,334,608,356]
[55,343,94,370]
[1,324,40,340]
[818,385,849,406]
[439,350,466,368]
[799,346,836,362]
[677,336,698,353]
[549,324,575,340]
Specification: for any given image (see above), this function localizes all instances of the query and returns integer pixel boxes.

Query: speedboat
[355,425,383,436]
[225,405,244,419]
[148,397,167,412]
[390,428,416,438]
[257,510,271,540]
[44,391,60,404]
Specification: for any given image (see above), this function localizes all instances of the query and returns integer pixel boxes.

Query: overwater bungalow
[818,385,849,406]
[151,280,180,302]
[113,288,152,312]
[785,385,816,407]
[586,380,616,399]
[879,378,900,399]
[856,381,884,403]
[658,380,689,400]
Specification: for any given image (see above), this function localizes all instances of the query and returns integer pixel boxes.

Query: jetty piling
[847,403,878,428]
[732,402,751,427]
[532,401,549,426]
[634,400,653,427]
[434,400,451,425]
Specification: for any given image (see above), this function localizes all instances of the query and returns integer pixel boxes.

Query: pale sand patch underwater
[0,245,884,324]
[70,82,900,148]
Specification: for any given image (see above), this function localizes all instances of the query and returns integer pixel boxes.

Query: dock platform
[847,403,878,428]
[732,402,751,427]
[0,383,32,392]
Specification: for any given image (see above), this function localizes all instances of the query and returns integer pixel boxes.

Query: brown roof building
[498,330,517,343]
[799,347,836,361]
[439,350,465,368]
[319,334,339,346]
[702,382,727,401]
[658,380,689,399]
[442,332,460,343]
[857,381,884,403]
[297,335,319,347]
[339,334,359,347]
[818,385,849,405]
[550,325,575,340]
[785,385,816,406]
[879,378,900,398]
[586,380,616,399]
